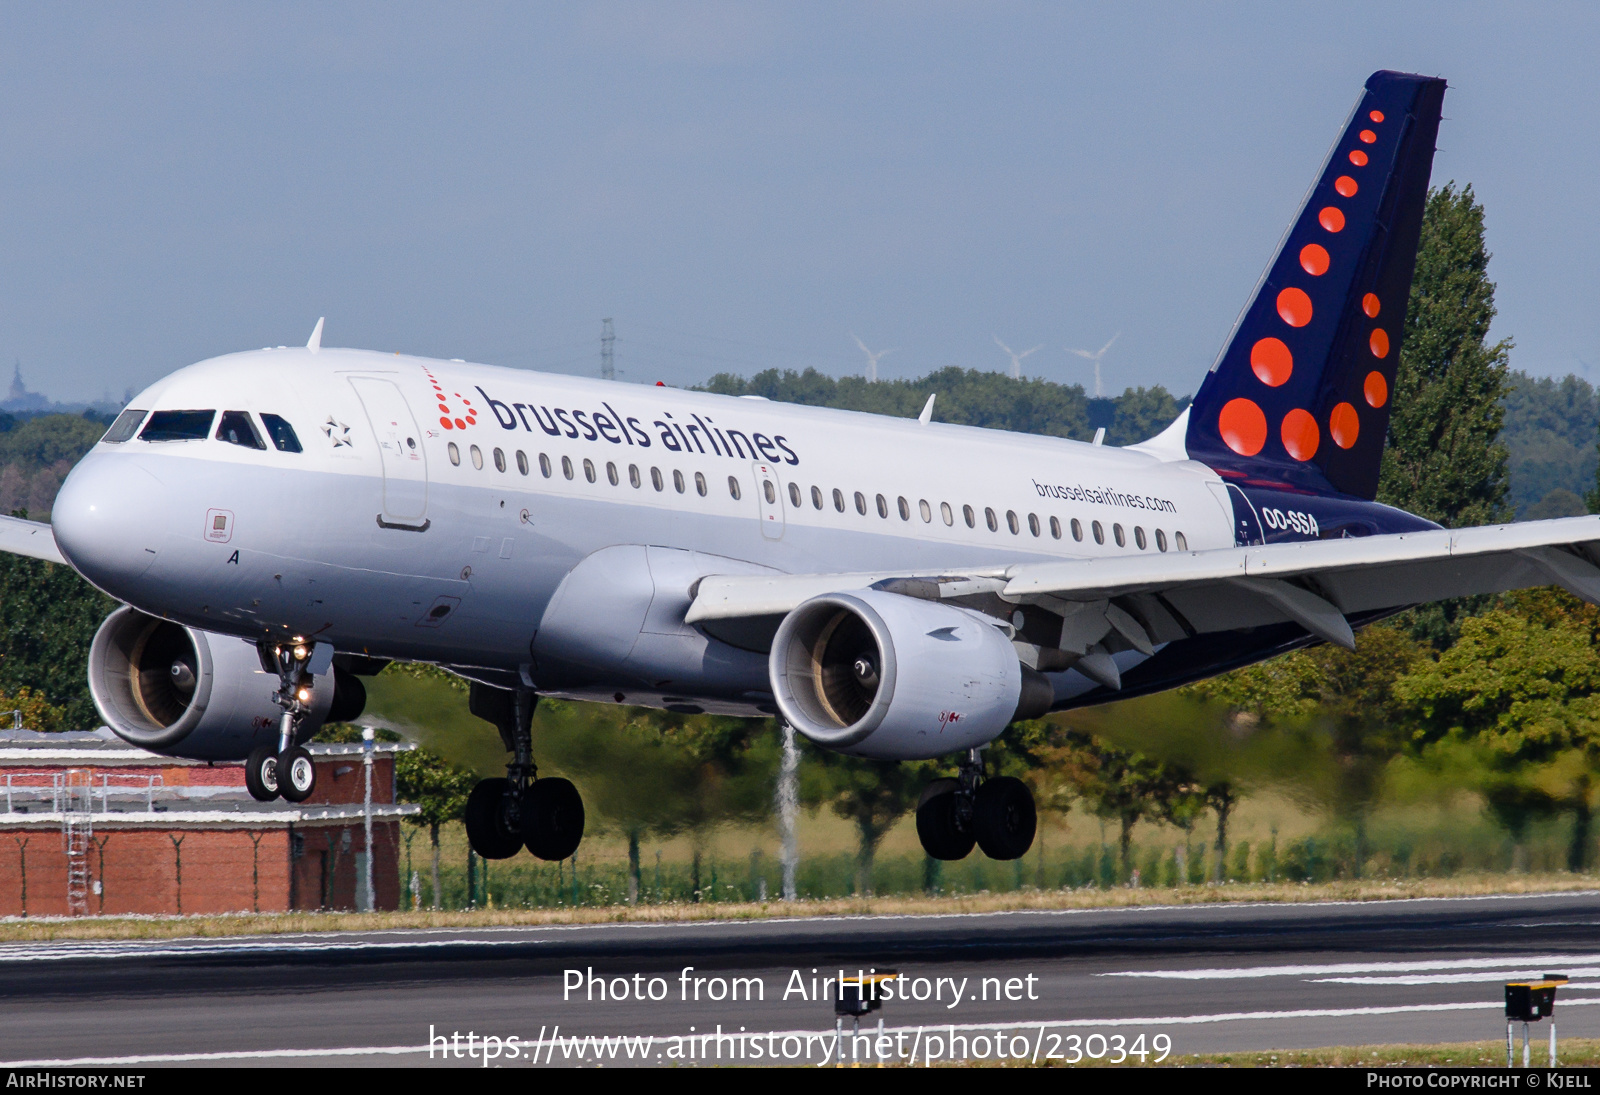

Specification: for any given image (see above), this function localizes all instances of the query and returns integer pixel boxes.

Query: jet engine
[769,590,1052,760]
[86,607,363,760]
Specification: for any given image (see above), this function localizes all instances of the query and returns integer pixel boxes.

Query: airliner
[13,70,1600,866]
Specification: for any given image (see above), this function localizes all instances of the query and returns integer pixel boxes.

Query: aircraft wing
[0,514,67,566]
[685,515,1600,654]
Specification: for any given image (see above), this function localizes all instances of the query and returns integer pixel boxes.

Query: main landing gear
[463,685,585,862]
[915,749,1037,862]
[245,640,319,804]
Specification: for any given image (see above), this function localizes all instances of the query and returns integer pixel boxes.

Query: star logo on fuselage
[323,417,353,447]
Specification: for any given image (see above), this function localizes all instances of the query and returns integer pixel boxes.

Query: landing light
[296,687,312,703]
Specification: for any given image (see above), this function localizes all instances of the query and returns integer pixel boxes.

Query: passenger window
[1027,513,1040,537]
[728,475,742,500]
[876,494,889,519]
[259,414,302,452]
[628,464,641,488]
[140,410,216,442]
[985,508,998,532]
[493,448,506,473]
[651,467,664,491]
[583,458,596,483]
[855,491,867,515]
[788,482,801,507]
[449,442,461,466]
[1113,523,1126,548]
[562,456,574,480]
[607,462,619,486]
[1092,520,1105,545]
[964,505,975,529]
[1049,516,1062,540]
[216,411,265,449]
[694,471,706,496]
[833,488,845,513]
[919,499,932,523]
[1156,528,1168,552]
[812,485,824,510]
[1135,526,1147,550]
[674,469,686,493]
[538,453,551,477]
[897,497,911,521]
[1175,531,1188,551]
[941,502,953,526]
[516,451,529,475]
[1006,510,1020,535]
[763,480,777,504]
[471,445,484,470]
[101,408,147,444]
[1072,518,1083,542]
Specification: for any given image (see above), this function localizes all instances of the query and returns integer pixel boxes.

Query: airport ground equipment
[1504,974,1567,1067]
[834,971,899,1064]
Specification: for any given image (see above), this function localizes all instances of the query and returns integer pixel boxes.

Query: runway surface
[2,890,1598,1067]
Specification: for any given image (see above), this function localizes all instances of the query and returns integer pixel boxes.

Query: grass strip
[0,872,1593,942]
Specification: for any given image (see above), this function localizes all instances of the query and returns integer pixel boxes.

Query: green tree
[0,555,115,729]
[1394,607,1600,871]
[1378,183,1513,527]
[802,749,938,896]
[1105,386,1190,446]
[394,746,476,909]
[702,366,1093,440]
[1498,370,1597,517]
[542,703,778,901]
[0,415,106,468]
[1181,625,1428,875]
[1377,184,1513,645]
[1053,730,1183,877]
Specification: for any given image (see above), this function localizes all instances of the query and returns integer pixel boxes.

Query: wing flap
[680,516,1600,650]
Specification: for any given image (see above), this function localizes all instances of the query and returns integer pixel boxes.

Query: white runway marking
[1315,974,1600,987]
[9,998,1600,1067]
[1101,954,1600,981]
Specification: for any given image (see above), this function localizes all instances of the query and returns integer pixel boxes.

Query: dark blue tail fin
[1186,71,1446,498]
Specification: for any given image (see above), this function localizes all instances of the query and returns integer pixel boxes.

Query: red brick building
[0,731,418,916]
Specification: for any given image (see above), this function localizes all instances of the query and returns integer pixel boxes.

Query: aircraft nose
[52,454,168,594]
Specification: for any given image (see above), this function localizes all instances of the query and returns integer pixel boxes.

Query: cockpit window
[101,409,147,444]
[215,410,266,450]
[140,410,216,442]
[259,414,302,453]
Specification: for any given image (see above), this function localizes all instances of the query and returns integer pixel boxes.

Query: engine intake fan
[769,590,1051,760]
[87,606,343,759]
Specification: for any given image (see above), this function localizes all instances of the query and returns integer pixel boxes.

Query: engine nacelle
[770,590,1052,760]
[87,607,356,760]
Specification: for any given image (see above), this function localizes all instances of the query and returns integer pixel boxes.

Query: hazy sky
[1,2,1596,402]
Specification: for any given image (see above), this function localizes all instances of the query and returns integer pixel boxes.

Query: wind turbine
[993,335,1044,380]
[1067,333,1120,397]
[852,334,897,382]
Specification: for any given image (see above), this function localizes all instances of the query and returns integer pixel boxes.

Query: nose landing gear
[463,685,585,861]
[915,749,1037,862]
[245,640,321,803]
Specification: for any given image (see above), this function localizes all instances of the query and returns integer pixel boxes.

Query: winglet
[918,393,936,425]
[307,317,325,354]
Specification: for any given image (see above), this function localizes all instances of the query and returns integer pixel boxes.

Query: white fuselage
[51,347,1237,714]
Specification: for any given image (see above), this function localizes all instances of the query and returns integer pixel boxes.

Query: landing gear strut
[464,685,585,861]
[916,749,1037,862]
[248,640,319,803]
